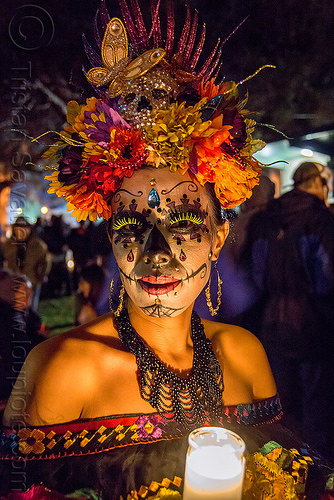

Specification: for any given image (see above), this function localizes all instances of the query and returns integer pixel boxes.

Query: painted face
[110,167,220,317]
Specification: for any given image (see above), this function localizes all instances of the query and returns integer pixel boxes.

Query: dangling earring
[115,285,125,317]
[109,280,126,316]
[109,280,114,311]
[205,264,222,316]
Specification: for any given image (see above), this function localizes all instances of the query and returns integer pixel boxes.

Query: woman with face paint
[0,2,295,499]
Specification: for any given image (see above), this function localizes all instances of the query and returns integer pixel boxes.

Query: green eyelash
[113,217,142,231]
[169,212,203,226]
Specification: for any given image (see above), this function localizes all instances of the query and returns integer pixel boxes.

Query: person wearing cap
[292,161,330,203]
[239,161,334,461]
[1,216,51,311]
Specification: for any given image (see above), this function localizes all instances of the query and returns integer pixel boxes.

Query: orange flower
[214,158,261,208]
[69,186,112,222]
[199,78,229,100]
[187,125,232,151]
[195,138,261,209]
[196,145,225,183]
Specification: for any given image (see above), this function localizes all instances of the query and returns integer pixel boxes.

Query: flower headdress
[45,0,273,221]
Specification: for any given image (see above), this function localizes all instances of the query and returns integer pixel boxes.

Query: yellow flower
[152,488,182,499]
[66,203,91,222]
[144,100,206,171]
[66,100,82,128]
[46,171,76,199]
[18,428,45,455]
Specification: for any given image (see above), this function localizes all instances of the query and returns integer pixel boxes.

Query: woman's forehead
[112,168,209,206]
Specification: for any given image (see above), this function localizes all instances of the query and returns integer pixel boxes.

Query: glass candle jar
[183,426,246,500]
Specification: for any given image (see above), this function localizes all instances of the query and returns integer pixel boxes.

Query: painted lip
[138,275,181,296]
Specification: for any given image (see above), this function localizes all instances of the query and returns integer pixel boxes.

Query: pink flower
[136,415,162,440]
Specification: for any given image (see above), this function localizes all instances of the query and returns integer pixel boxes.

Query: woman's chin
[128,291,190,317]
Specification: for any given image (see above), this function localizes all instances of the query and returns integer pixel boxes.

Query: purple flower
[84,125,110,146]
[58,144,84,184]
[136,415,162,440]
[84,101,130,130]
[223,108,247,149]
[83,102,131,145]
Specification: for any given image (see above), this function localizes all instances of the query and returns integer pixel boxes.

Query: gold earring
[205,266,222,316]
[115,284,125,317]
[109,280,114,311]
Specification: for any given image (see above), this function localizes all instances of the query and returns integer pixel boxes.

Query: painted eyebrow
[112,189,143,203]
[161,181,199,196]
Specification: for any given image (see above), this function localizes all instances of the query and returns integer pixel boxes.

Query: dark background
[1,0,333,171]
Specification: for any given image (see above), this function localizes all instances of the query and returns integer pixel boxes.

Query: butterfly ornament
[86,17,166,98]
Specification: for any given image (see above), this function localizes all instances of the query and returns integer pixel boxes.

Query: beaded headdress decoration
[45,0,273,222]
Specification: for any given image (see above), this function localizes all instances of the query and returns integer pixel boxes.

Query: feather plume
[150,0,162,48]
[177,3,191,55]
[130,0,149,49]
[165,0,175,60]
[82,34,102,67]
[183,9,198,68]
[119,0,139,48]
[197,38,221,79]
[188,23,206,72]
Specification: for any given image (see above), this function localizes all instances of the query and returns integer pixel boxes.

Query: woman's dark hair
[204,182,227,226]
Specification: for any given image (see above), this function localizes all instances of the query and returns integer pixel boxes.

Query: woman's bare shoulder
[201,317,259,347]
[201,317,277,400]
[202,317,269,366]
[3,313,122,427]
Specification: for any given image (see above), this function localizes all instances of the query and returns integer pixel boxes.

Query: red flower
[109,128,148,179]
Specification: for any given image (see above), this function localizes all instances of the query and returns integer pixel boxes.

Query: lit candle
[183,427,246,500]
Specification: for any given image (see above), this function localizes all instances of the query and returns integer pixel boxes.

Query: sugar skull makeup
[110,167,225,317]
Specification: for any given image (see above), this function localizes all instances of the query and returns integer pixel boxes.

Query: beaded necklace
[116,309,224,427]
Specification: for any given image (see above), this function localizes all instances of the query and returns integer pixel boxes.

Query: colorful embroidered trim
[0,395,282,461]
[243,441,314,500]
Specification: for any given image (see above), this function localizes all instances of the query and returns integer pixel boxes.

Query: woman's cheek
[112,241,141,269]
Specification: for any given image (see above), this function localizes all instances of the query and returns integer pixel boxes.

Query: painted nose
[143,225,172,266]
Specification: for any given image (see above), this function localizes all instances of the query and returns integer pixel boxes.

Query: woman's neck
[126,299,194,369]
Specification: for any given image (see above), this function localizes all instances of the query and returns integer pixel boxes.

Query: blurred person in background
[318,163,333,207]
[227,175,276,263]
[194,175,276,324]
[239,161,334,460]
[33,217,47,239]
[75,263,107,325]
[0,270,46,406]
[0,216,51,311]
[42,215,72,297]
[67,220,96,289]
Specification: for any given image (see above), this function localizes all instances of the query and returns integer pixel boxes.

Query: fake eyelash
[169,211,204,226]
[113,216,143,231]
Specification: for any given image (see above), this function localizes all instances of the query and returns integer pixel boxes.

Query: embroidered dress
[0,397,283,498]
